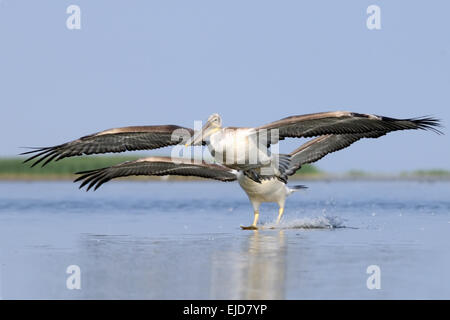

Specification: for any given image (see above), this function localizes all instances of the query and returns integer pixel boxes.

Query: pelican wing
[257,111,442,143]
[283,132,386,176]
[22,125,194,167]
[74,156,237,191]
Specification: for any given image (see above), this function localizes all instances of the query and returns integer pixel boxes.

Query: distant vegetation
[400,169,450,178]
[345,170,369,178]
[0,156,143,179]
[1,156,448,181]
[294,164,322,176]
[0,157,321,180]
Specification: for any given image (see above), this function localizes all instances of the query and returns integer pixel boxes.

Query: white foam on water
[264,215,346,230]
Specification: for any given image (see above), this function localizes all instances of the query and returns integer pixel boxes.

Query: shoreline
[2,157,449,182]
[1,173,449,182]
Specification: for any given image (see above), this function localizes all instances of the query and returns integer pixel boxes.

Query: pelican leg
[276,207,284,224]
[241,210,260,230]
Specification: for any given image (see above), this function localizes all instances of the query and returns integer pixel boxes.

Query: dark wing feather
[22,125,194,167]
[257,111,442,143]
[283,132,386,177]
[74,156,237,191]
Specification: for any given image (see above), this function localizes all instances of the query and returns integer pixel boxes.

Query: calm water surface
[0,180,449,299]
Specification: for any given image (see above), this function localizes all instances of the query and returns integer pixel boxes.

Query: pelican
[184,112,442,182]
[22,111,442,229]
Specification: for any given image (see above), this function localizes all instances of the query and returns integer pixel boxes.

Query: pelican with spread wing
[185,112,442,182]
[22,111,442,229]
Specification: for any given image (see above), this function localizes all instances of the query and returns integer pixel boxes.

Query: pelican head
[185,113,222,146]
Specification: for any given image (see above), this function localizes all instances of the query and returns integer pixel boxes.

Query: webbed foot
[240,225,259,230]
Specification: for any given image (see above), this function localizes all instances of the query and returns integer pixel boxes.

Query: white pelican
[184,112,442,182]
[22,111,442,229]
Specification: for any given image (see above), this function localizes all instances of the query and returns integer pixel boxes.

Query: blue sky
[0,0,448,172]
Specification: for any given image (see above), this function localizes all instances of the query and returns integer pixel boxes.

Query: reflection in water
[76,231,288,299]
[244,231,287,299]
[210,231,287,299]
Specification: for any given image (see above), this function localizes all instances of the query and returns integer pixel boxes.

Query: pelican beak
[185,119,218,146]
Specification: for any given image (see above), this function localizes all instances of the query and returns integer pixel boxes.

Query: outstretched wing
[256,111,442,144]
[22,125,194,167]
[283,132,386,177]
[74,156,237,191]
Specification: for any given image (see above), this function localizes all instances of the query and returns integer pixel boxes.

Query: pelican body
[236,171,305,229]
[186,114,274,169]
[208,128,274,171]
[22,111,442,229]
[186,114,290,181]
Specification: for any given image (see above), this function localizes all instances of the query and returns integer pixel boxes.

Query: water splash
[264,215,346,230]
